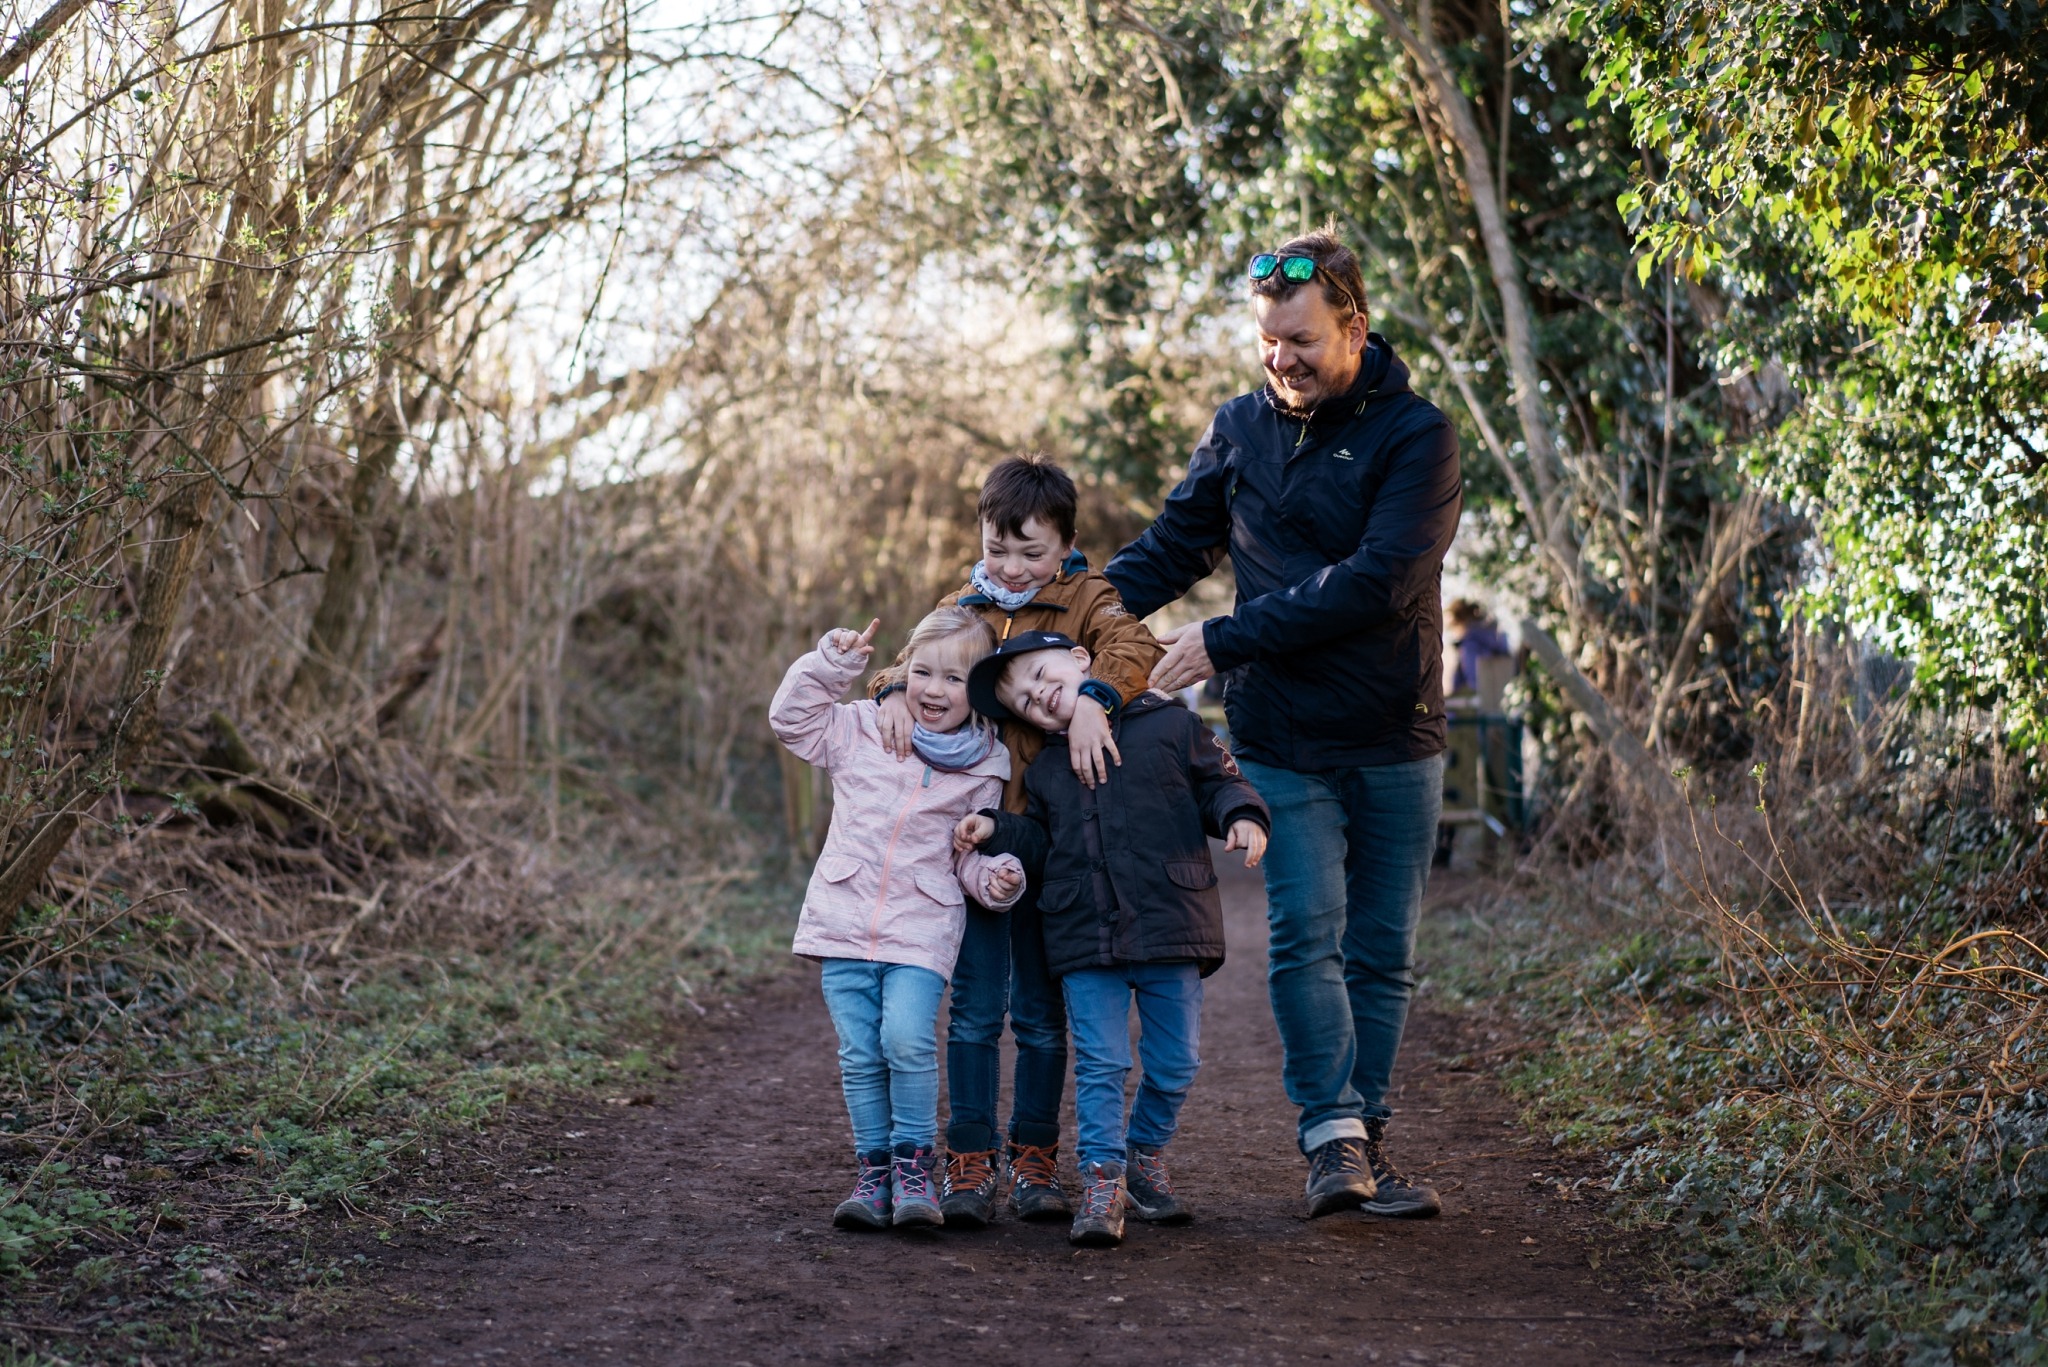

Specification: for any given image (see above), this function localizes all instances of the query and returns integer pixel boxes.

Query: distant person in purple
[1447,599,1511,696]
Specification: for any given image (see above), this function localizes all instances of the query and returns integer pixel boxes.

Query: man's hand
[954,812,995,853]
[1066,693,1121,788]
[985,862,1023,905]
[1225,818,1267,868]
[877,690,914,760]
[827,618,880,663]
[1151,622,1218,694]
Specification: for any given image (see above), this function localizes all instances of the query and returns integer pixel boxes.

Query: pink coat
[769,635,1023,981]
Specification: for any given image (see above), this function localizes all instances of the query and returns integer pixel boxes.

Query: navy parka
[1105,337,1462,772]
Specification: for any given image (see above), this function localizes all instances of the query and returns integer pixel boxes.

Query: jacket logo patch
[1333,448,1354,460]
[1213,735,1241,777]
[1098,601,1128,617]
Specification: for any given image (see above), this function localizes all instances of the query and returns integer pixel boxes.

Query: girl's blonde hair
[872,606,997,691]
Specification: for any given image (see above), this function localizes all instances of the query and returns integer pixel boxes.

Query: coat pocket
[1037,876,1083,912]
[914,870,964,908]
[818,854,865,884]
[1164,860,1218,892]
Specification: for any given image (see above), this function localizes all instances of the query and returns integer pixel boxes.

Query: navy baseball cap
[967,630,1081,721]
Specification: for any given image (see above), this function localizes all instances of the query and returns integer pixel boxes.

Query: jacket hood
[1260,334,1410,425]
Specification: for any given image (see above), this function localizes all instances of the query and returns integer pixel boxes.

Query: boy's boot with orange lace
[1006,1141,1072,1221]
[941,1148,1001,1228]
[833,1150,893,1231]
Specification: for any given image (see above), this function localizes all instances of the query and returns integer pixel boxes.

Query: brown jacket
[876,550,1164,812]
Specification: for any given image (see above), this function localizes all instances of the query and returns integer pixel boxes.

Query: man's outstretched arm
[1104,423,1234,620]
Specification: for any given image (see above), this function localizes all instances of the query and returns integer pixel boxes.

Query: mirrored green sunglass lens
[1280,256,1317,282]
[1248,254,1280,279]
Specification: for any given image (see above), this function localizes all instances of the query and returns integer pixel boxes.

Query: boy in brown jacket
[870,454,1162,1227]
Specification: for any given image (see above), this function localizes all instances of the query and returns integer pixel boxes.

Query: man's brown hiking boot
[1006,1141,1072,1222]
[941,1148,1000,1229]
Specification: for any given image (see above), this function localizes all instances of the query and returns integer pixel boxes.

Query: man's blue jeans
[1237,755,1443,1152]
[819,959,947,1154]
[945,900,1068,1153]
[1061,961,1202,1170]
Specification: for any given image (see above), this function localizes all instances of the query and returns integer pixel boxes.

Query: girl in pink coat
[769,607,1025,1231]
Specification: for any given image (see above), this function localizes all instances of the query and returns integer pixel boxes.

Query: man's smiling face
[1254,288,1368,414]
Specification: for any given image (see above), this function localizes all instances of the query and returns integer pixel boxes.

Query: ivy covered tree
[1580,0,2048,739]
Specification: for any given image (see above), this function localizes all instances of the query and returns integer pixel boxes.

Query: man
[1105,229,1462,1219]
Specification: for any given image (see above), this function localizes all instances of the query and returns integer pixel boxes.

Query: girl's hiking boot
[1068,1161,1127,1247]
[833,1150,893,1231]
[1303,1135,1377,1218]
[890,1142,944,1228]
[941,1148,1001,1228]
[1006,1141,1073,1222]
[1361,1118,1441,1219]
[1124,1144,1192,1225]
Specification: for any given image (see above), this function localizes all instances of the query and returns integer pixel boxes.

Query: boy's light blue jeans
[818,958,947,1154]
[1237,755,1443,1153]
[1061,961,1203,1170]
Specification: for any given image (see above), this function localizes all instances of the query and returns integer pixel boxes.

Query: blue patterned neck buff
[912,720,996,772]
[969,560,1040,610]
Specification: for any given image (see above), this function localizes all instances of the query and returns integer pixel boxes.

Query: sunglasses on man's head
[1248,253,1361,314]
[1248,253,1318,284]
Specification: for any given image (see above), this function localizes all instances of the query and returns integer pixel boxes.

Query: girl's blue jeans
[1061,961,1203,1171]
[944,898,1068,1154]
[818,958,947,1155]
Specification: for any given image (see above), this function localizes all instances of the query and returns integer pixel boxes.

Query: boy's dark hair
[979,453,1077,545]
[1250,225,1368,327]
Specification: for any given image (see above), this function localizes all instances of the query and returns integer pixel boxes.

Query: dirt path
[310,861,1738,1366]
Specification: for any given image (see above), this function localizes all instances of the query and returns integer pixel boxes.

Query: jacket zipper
[868,764,932,958]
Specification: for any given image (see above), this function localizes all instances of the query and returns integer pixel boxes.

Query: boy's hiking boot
[1007,1141,1072,1222]
[1124,1145,1192,1225]
[941,1148,1001,1229]
[1068,1161,1126,1247]
[833,1150,893,1231]
[1361,1118,1441,1219]
[1303,1135,1377,1218]
[890,1142,944,1228]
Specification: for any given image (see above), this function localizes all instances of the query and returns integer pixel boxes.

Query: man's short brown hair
[1250,227,1368,327]
[979,453,1077,546]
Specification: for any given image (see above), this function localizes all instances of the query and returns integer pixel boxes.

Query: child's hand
[827,618,880,664]
[1225,818,1267,868]
[986,862,1023,904]
[1066,693,1121,788]
[954,813,995,853]
[877,689,914,760]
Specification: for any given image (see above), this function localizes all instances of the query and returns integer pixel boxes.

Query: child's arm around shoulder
[1073,573,1167,706]
[768,620,879,769]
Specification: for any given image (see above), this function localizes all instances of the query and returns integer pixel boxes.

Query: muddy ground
[302,860,1754,1366]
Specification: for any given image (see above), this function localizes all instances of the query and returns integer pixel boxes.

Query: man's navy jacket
[1106,336,1462,773]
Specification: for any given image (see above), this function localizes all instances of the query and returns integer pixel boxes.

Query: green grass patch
[0,861,801,1362]
[1420,830,2048,1366]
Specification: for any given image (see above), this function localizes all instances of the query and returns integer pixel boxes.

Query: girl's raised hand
[827,618,881,663]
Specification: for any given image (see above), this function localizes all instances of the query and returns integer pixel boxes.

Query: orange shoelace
[948,1149,997,1191]
[1009,1143,1060,1189]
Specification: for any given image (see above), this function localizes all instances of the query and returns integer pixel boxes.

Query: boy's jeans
[1237,755,1443,1153]
[1061,961,1202,1170]
[819,959,947,1153]
[945,899,1068,1154]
